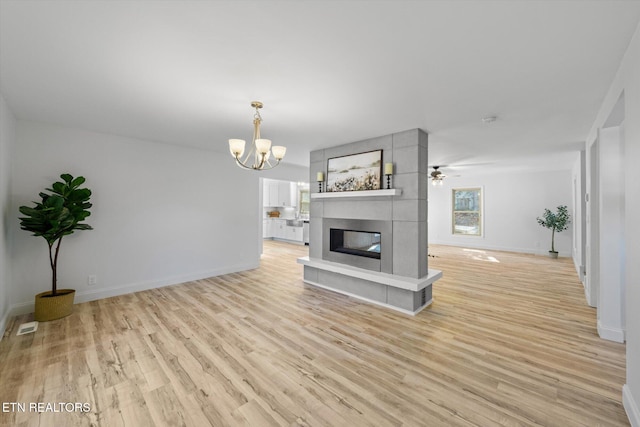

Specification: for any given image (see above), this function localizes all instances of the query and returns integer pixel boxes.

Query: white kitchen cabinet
[272,219,286,239]
[263,181,270,208]
[285,225,303,242]
[264,219,303,243]
[284,225,295,241]
[277,181,297,207]
[269,181,279,206]
[278,181,289,206]
[290,183,299,207]
[263,220,273,238]
[263,179,297,207]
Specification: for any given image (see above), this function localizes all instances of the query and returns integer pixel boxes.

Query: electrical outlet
[88,275,97,286]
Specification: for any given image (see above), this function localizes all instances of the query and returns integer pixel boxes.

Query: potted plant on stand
[19,174,93,321]
[536,205,570,259]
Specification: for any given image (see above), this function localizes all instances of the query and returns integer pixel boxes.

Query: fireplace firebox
[330,229,381,259]
[322,218,391,272]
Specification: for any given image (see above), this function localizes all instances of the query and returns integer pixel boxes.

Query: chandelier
[228,101,286,170]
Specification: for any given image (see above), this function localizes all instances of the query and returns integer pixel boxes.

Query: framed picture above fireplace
[326,150,382,192]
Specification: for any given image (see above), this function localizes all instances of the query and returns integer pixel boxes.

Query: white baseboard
[597,320,625,343]
[5,261,259,321]
[584,286,597,308]
[583,280,597,308]
[427,240,571,257]
[74,261,259,304]
[0,306,11,341]
[624,384,640,427]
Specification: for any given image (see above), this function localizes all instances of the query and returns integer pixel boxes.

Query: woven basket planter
[34,289,76,321]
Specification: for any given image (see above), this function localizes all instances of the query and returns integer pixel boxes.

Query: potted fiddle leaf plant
[536,205,570,259]
[19,173,93,321]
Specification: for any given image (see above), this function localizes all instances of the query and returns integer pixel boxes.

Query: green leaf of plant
[70,176,85,188]
[51,182,66,195]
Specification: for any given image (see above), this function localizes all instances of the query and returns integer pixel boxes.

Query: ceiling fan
[430,166,446,186]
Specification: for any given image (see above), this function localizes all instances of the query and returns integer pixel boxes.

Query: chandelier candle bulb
[229,139,246,157]
[255,139,271,154]
[272,146,286,160]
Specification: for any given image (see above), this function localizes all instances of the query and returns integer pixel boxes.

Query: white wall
[258,164,308,183]
[585,21,640,427]
[0,93,16,337]
[597,125,625,342]
[571,150,587,283]
[9,121,265,314]
[428,169,574,256]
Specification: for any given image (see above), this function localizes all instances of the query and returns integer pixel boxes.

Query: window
[299,189,310,215]
[452,188,482,236]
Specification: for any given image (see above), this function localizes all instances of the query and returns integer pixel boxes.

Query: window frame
[451,187,483,237]
[299,189,310,215]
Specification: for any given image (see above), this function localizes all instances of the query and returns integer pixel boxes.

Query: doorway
[586,92,626,343]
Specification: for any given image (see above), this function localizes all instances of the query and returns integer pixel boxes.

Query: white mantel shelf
[311,189,402,199]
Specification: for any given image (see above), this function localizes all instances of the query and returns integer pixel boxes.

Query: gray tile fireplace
[297,128,442,315]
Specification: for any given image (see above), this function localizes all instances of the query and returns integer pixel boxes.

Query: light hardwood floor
[0,241,627,426]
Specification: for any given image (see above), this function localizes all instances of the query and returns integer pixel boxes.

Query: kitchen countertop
[264,217,309,222]
[264,217,306,227]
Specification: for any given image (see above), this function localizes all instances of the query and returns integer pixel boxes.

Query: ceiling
[1,1,639,175]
